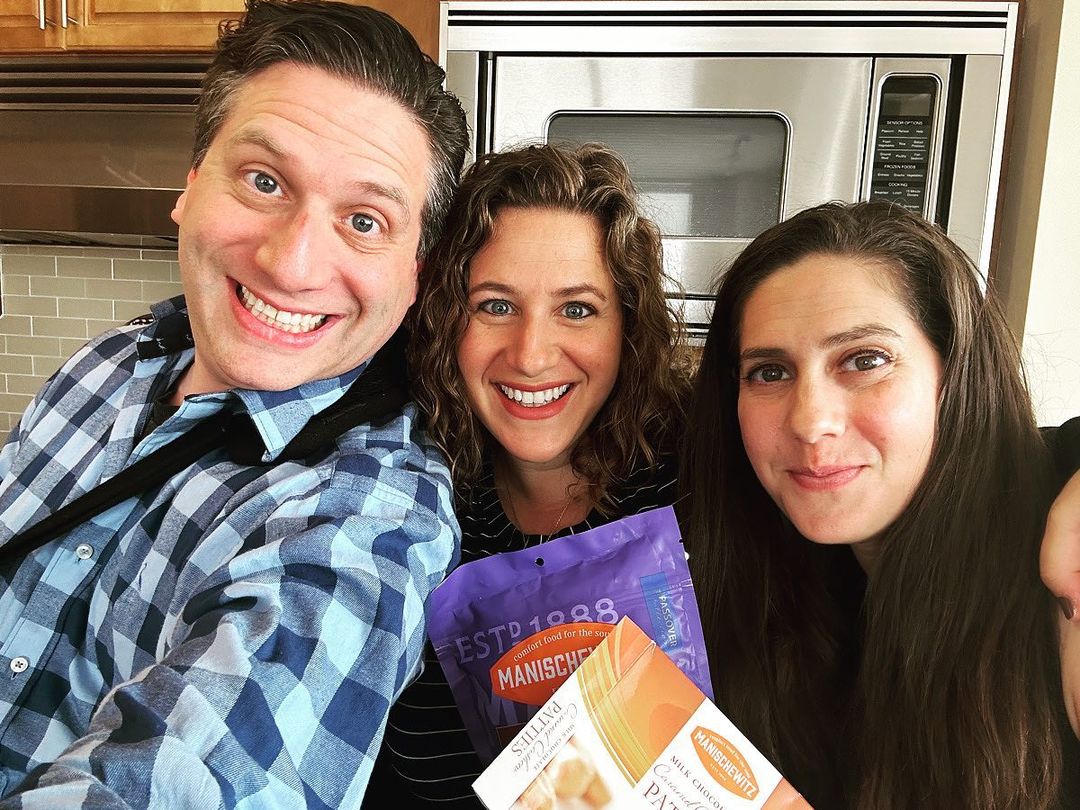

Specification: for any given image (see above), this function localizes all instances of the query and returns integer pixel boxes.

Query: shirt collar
[136,295,369,462]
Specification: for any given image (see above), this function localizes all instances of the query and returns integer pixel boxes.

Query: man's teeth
[239,285,327,334]
[498,383,571,407]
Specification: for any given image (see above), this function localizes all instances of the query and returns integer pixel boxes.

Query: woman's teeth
[239,285,327,334]
[498,383,571,407]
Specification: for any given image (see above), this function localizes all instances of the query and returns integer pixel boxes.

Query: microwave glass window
[547,113,787,239]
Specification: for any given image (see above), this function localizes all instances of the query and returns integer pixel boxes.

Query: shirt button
[10,657,29,674]
[75,543,94,561]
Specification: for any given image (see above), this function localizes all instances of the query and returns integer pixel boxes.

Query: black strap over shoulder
[0,328,411,566]
[226,327,410,464]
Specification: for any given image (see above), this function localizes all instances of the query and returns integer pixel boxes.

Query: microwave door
[490,55,873,298]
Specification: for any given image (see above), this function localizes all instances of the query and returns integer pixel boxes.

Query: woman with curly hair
[363,142,692,806]
[683,200,1080,809]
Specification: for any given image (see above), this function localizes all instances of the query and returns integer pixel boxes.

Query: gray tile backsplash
[0,245,184,434]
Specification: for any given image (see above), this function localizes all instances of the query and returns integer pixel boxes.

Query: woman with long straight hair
[683,200,1079,808]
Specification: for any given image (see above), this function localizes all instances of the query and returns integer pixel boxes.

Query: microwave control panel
[868,76,938,215]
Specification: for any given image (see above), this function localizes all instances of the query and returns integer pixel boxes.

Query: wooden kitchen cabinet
[0,0,65,50]
[0,0,244,51]
[0,0,440,57]
[62,0,248,50]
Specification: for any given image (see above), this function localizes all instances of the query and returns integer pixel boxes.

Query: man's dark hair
[193,0,467,258]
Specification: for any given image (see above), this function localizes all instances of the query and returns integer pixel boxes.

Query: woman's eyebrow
[821,323,902,349]
[739,347,787,365]
[553,283,609,301]
[466,282,610,300]
[738,324,902,365]
[467,281,516,295]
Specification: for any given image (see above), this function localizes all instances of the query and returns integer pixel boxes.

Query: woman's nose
[506,316,560,378]
[787,375,845,443]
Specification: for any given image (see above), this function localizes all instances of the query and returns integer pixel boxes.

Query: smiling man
[0,2,466,807]
[173,60,435,400]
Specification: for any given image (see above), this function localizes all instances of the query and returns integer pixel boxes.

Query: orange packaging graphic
[491,622,613,706]
[473,618,812,810]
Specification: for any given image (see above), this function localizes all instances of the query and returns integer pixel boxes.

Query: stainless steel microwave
[440,1,1020,339]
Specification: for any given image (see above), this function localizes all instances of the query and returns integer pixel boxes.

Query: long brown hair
[410,143,691,509]
[683,201,1062,808]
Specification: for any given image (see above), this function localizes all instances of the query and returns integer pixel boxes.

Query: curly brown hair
[409,143,692,510]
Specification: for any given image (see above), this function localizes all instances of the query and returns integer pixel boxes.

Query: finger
[1040,470,1080,622]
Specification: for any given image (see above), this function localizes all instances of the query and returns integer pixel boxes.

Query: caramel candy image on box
[513,737,612,809]
[513,769,554,810]
[581,766,611,806]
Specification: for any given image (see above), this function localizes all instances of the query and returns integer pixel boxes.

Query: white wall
[999,0,1080,426]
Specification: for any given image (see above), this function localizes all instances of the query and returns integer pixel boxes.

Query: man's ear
[170,167,199,226]
[408,258,422,306]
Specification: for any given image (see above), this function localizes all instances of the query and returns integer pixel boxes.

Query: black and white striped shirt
[364,454,680,807]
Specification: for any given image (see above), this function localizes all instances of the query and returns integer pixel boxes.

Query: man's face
[170,62,432,399]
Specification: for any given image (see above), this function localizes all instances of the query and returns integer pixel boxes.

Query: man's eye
[248,171,280,195]
[350,213,377,234]
[745,365,789,383]
[479,299,512,316]
[562,302,595,320]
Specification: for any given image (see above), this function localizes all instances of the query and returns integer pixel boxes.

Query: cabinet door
[63,0,246,51]
[6,0,438,55]
[0,0,64,50]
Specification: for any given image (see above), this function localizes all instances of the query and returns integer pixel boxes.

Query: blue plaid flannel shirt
[0,296,459,808]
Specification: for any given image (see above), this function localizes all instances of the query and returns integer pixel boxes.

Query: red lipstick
[493,382,574,421]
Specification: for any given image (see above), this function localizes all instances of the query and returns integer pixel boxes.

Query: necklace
[502,487,574,542]
[544,495,573,541]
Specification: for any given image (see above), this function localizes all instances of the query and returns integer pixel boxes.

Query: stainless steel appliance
[0,55,208,247]
[440,1,1021,339]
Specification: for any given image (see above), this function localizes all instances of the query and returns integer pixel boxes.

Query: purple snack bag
[426,506,712,764]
